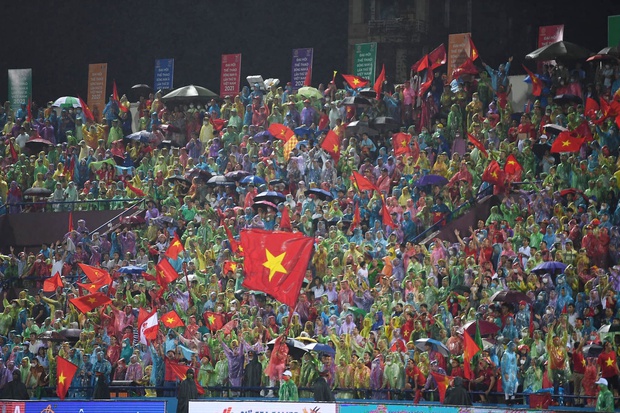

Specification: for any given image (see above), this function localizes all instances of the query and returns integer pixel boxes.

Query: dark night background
[2,0,620,103]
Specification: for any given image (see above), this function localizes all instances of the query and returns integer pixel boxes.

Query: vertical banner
[220,54,242,97]
[447,33,471,81]
[353,42,377,85]
[154,58,175,92]
[609,16,620,47]
[87,63,108,122]
[7,69,32,112]
[538,25,564,71]
[291,48,313,90]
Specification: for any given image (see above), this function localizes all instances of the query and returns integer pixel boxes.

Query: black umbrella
[357,87,378,99]
[584,344,603,358]
[254,191,286,204]
[25,138,53,154]
[342,96,372,106]
[490,290,532,304]
[225,170,251,181]
[553,94,583,105]
[166,175,191,188]
[185,168,212,182]
[151,216,177,227]
[252,200,278,211]
[23,187,52,197]
[372,116,400,132]
[267,338,308,359]
[207,175,236,186]
[525,41,592,60]
[162,85,218,102]
[532,143,552,159]
[131,84,152,97]
[597,46,620,57]
[305,188,333,201]
[345,121,378,137]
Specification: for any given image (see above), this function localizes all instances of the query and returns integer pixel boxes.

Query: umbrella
[254,190,286,204]
[305,188,333,201]
[252,200,278,211]
[451,285,471,294]
[532,261,567,273]
[162,85,218,101]
[207,175,236,186]
[345,121,378,137]
[597,46,620,57]
[559,188,589,204]
[240,175,266,186]
[357,87,378,98]
[481,339,495,350]
[303,342,336,356]
[158,124,181,133]
[185,167,213,182]
[532,142,552,159]
[253,130,275,143]
[297,86,323,100]
[462,320,500,337]
[294,127,316,138]
[525,41,592,60]
[25,138,53,153]
[37,331,66,342]
[267,338,308,359]
[415,338,450,357]
[23,187,52,197]
[131,84,152,96]
[60,329,82,340]
[553,94,582,105]
[166,175,191,187]
[586,54,620,63]
[295,336,317,344]
[225,170,251,181]
[415,174,449,187]
[584,344,603,358]
[269,179,285,186]
[125,130,153,143]
[118,265,146,275]
[372,116,400,132]
[52,96,81,108]
[542,124,568,133]
[490,290,532,304]
[342,96,372,106]
[150,216,177,227]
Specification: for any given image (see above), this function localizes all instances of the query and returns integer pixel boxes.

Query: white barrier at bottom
[189,401,337,413]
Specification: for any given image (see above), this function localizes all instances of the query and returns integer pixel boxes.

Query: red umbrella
[462,320,500,337]
[490,290,532,304]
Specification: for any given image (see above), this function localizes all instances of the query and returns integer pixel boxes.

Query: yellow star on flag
[280,130,287,136]
[606,357,614,367]
[166,317,175,324]
[208,315,215,324]
[89,285,96,290]
[401,140,407,147]
[491,172,497,178]
[508,160,515,165]
[562,140,570,147]
[172,240,181,247]
[238,245,244,252]
[87,297,97,304]
[582,359,586,367]
[352,78,360,85]
[333,145,339,152]
[263,249,288,281]
[230,263,237,271]
[58,372,66,385]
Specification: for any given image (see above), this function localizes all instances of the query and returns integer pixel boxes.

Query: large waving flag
[162,310,185,329]
[373,64,386,98]
[268,123,295,142]
[469,36,479,61]
[550,131,585,153]
[43,272,63,292]
[431,372,452,403]
[468,133,488,157]
[165,359,205,395]
[522,65,543,97]
[156,258,179,286]
[462,330,481,380]
[341,74,369,89]
[321,130,341,163]
[393,132,411,155]
[165,233,185,260]
[428,44,447,69]
[351,171,378,192]
[69,292,111,314]
[241,229,314,307]
[78,263,112,286]
[56,357,78,400]
[412,55,429,73]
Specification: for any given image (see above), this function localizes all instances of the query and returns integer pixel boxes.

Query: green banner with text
[609,15,620,47]
[353,42,377,85]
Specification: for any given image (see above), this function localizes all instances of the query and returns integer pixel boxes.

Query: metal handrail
[88,198,146,235]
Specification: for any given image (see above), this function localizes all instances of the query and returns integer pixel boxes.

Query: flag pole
[182,262,192,307]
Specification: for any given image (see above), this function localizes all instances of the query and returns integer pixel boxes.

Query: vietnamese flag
[393,132,411,155]
[8,141,17,163]
[268,123,295,142]
[78,96,95,122]
[462,330,481,380]
[452,58,478,80]
[341,74,369,89]
[522,65,543,97]
[380,195,395,228]
[373,64,386,99]
[351,171,378,192]
[210,117,227,132]
[77,282,105,295]
[126,182,145,197]
[113,80,128,113]
[223,260,238,274]
[467,133,488,157]
[419,68,434,96]
[575,120,594,142]
[431,372,452,403]
[165,233,184,260]
[162,310,185,328]
[165,359,205,395]
[56,357,78,400]
[240,229,314,307]
[585,97,600,119]
[428,44,447,69]
[550,131,584,153]
[469,36,480,61]
[203,311,225,332]
[411,55,429,73]
[224,224,242,255]
[69,292,111,314]
[78,263,112,286]
[482,160,504,185]
[350,203,361,232]
[279,206,293,232]
[303,65,312,87]
[156,258,179,286]
[43,272,64,292]
[321,130,341,164]
[504,154,523,175]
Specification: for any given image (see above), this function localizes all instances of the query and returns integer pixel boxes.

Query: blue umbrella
[304,342,336,356]
[118,265,146,275]
[240,175,266,186]
[415,174,449,187]
[294,127,316,138]
[125,130,153,143]
[415,338,450,356]
[305,188,333,201]
[254,191,286,204]
[532,261,567,273]
[253,130,274,143]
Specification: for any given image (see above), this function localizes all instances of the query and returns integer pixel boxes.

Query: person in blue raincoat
[501,341,518,405]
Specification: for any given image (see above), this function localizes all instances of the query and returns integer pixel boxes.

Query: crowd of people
[0,52,619,408]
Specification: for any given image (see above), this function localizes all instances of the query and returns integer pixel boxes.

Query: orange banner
[447,33,471,81]
[87,63,107,122]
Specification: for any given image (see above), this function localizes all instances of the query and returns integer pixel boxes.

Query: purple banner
[291,48,313,90]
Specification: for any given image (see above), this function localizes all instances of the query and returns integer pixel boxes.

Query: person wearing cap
[279,370,298,401]
[177,367,198,413]
[596,377,614,412]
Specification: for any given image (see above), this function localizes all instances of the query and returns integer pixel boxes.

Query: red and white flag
[139,310,159,344]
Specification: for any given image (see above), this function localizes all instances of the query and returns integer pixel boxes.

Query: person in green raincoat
[278,370,299,401]
[595,378,614,412]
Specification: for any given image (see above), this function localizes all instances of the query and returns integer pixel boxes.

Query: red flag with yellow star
[240,229,314,307]
[351,171,378,192]
[43,272,63,292]
[469,36,480,61]
[268,123,295,142]
[78,263,112,286]
[223,260,238,274]
[165,233,184,260]
[69,292,111,314]
[482,160,504,185]
[393,132,411,155]
[321,130,341,163]
[428,44,447,69]
[165,359,205,395]
[504,154,523,175]
[522,64,543,97]
[550,131,585,153]
[56,356,78,400]
[341,74,369,89]
[431,372,453,403]
[411,55,429,73]
[156,258,179,286]
[77,281,106,295]
[162,310,185,328]
[203,311,225,332]
[462,330,481,380]
[467,133,488,157]
[224,224,242,255]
